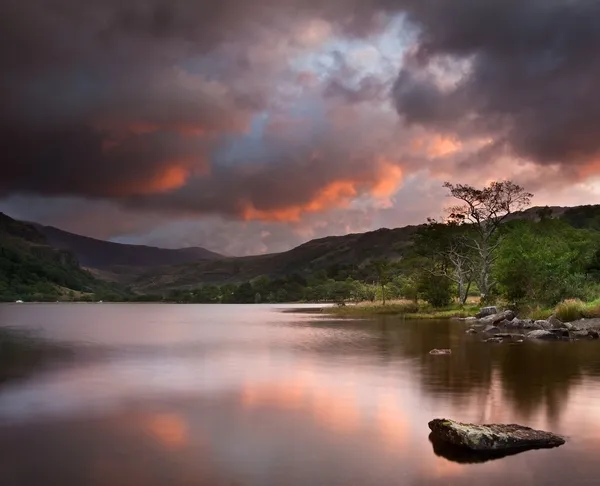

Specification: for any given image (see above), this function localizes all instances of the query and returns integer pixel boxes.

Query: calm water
[1,304,600,485]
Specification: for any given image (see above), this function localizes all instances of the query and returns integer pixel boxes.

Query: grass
[325,301,480,319]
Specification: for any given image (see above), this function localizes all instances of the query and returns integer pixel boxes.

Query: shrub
[554,299,587,322]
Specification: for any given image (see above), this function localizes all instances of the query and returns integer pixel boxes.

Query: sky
[3,0,600,255]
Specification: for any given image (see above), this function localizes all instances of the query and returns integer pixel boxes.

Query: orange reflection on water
[240,372,415,443]
[139,412,188,449]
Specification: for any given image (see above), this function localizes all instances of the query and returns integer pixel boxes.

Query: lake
[1,303,600,485]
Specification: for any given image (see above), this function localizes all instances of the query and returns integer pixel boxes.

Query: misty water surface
[1,303,600,485]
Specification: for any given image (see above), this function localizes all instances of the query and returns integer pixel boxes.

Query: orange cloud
[242,179,358,222]
[411,135,462,157]
[129,165,190,195]
[241,160,404,222]
[372,161,403,198]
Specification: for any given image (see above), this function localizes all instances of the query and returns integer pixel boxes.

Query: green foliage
[0,241,127,302]
[495,219,596,306]
[418,273,453,307]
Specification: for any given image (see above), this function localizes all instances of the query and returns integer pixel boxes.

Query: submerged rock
[485,337,504,343]
[428,418,565,452]
[429,349,452,355]
[484,325,501,334]
[526,330,558,340]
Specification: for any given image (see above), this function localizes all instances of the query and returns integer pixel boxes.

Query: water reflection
[1,304,600,485]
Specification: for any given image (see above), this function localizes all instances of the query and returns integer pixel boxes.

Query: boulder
[549,329,570,338]
[526,330,558,340]
[572,330,594,339]
[547,315,564,328]
[476,306,498,318]
[503,318,525,329]
[479,310,515,326]
[465,328,478,334]
[535,320,553,330]
[522,320,543,330]
[429,349,452,355]
[428,418,565,452]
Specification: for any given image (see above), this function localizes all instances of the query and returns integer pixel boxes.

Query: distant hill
[8,204,600,296]
[34,224,223,269]
[128,204,592,292]
[0,213,125,301]
[129,225,421,292]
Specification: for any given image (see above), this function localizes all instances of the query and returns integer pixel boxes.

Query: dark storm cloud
[4,0,600,225]
[392,0,600,166]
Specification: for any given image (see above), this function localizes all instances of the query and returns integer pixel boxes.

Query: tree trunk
[381,282,386,306]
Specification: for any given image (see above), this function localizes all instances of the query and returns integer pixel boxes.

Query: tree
[444,180,532,303]
[413,219,476,304]
[495,219,595,305]
[370,259,392,305]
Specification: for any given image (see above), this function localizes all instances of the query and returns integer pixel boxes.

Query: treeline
[405,183,600,308]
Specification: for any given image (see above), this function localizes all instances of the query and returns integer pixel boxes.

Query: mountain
[129,225,421,292]
[34,224,223,269]
[7,203,598,296]
[0,213,126,301]
[128,204,590,292]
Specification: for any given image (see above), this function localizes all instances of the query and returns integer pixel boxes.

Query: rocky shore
[457,308,600,342]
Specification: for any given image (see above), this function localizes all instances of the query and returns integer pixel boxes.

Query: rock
[589,330,600,339]
[547,315,564,328]
[522,320,543,330]
[465,328,478,334]
[477,306,498,318]
[503,318,524,329]
[429,349,452,355]
[526,330,558,340]
[535,320,553,330]
[549,329,570,338]
[494,333,523,339]
[484,325,501,333]
[485,337,504,343]
[572,330,592,339]
[479,310,515,326]
[428,418,565,452]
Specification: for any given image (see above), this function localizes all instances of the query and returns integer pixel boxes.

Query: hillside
[35,224,223,269]
[128,205,589,292]
[129,225,421,292]
[0,213,126,302]
[7,204,599,297]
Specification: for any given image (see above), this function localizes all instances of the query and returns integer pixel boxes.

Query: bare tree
[414,219,476,305]
[444,181,533,303]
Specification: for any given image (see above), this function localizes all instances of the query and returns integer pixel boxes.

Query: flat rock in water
[484,325,501,333]
[428,418,565,452]
[526,330,558,340]
[429,349,451,355]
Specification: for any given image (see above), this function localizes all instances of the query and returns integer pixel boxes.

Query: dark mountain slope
[0,213,125,301]
[34,224,223,269]
[130,225,421,292]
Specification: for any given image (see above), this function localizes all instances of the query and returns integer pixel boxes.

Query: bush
[554,299,587,322]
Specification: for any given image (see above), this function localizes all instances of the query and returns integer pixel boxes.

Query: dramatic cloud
[393,0,600,171]
[3,0,600,253]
